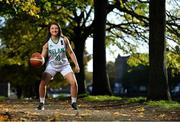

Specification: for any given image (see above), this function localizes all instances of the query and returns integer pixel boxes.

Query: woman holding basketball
[37,22,80,110]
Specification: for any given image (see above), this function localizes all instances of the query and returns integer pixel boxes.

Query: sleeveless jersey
[47,37,69,68]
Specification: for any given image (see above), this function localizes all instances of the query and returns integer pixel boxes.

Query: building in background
[113,55,129,95]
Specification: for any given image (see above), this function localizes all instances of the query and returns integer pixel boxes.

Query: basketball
[30,52,45,68]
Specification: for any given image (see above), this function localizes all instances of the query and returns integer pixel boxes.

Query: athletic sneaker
[71,102,78,110]
[37,102,44,110]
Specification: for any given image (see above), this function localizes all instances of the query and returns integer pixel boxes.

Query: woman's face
[50,24,59,37]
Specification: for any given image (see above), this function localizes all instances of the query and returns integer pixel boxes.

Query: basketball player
[37,22,80,110]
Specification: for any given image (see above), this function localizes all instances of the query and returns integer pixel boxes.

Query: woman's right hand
[74,65,80,73]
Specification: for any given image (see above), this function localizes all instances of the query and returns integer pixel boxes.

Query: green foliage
[166,51,180,76]
[0,18,46,66]
[127,53,149,67]
[0,0,40,17]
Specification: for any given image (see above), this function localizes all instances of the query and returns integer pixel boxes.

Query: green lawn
[83,95,180,109]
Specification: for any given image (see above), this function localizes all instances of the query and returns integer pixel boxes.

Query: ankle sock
[71,97,77,104]
[40,97,45,104]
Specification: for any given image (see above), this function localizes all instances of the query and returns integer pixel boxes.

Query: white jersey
[47,37,69,68]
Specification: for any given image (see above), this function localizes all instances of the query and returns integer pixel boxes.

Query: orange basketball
[30,52,45,68]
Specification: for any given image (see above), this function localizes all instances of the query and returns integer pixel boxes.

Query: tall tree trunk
[148,0,171,100]
[74,40,86,95]
[92,0,112,95]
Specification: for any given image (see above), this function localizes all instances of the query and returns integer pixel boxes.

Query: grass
[0,96,6,101]
[126,97,146,103]
[83,95,122,101]
[146,100,180,109]
[83,95,146,103]
[83,95,180,109]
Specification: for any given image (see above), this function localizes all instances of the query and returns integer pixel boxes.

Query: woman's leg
[39,72,52,102]
[37,72,52,110]
[64,72,78,109]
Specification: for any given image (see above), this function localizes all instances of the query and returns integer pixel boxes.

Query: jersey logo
[49,44,53,48]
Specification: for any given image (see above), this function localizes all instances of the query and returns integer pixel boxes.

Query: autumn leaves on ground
[0,96,180,121]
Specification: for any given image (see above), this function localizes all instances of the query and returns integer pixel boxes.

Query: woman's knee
[70,80,78,87]
[41,72,52,82]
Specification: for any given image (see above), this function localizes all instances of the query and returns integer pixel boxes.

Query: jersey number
[55,55,61,61]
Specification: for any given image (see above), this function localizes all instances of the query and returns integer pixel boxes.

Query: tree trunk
[92,0,112,95]
[74,40,86,95]
[148,0,171,100]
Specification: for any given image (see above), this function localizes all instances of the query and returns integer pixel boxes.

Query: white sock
[71,97,77,103]
[40,97,45,104]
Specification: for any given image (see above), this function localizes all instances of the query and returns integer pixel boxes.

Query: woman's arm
[64,37,80,73]
[41,42,48,58]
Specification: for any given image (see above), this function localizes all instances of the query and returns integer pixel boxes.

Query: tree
[92,0,112,95]
[148,0,171,100]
